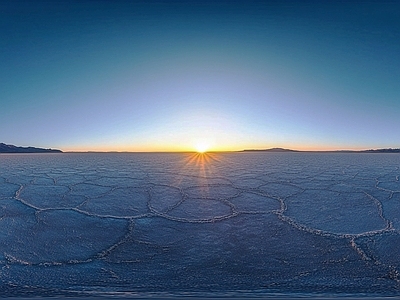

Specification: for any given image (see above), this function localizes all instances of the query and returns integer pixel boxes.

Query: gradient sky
[1,0,399,152]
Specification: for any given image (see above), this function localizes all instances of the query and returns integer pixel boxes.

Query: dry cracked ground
[1,152,400,297]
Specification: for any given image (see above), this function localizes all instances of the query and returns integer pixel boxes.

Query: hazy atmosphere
[1,0,399,152]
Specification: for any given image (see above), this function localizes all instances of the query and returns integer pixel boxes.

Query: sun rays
[184,152,220,173]
[180,152,222,198]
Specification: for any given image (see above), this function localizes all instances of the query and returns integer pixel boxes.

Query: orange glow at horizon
[57,141,374,153]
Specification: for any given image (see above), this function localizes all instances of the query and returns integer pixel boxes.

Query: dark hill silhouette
[242,147,400,153]
[360,148,400,153]
[0,143,62,153]
[242,147,299,152]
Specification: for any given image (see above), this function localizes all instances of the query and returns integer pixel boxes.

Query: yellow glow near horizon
[57,142,366,153]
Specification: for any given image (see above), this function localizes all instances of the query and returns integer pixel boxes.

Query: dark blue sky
[1,0,399,151]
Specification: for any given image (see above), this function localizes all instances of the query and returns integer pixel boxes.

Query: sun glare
[195,141,210,153]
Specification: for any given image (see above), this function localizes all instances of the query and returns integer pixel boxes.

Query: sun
[194,141,210,153]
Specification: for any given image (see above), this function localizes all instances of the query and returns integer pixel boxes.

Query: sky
[1,0,399,152]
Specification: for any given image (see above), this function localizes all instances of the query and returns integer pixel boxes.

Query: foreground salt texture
[0,152,400,297]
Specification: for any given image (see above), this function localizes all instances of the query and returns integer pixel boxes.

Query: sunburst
[194,141,210,153]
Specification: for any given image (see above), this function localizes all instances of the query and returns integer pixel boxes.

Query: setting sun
[194,141,210,153]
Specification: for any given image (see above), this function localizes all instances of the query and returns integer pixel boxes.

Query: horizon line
[60,147,400,154]
[2,142,400,154]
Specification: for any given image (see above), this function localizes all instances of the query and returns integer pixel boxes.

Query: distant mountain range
[243,148,300,152]
[0,143,62,153]
[242,147,400,153]
[1,144,399,154]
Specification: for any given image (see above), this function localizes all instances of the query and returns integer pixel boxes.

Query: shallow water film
[1,152,400,298]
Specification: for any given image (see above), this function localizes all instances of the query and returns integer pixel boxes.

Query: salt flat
[0,152,400,298]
